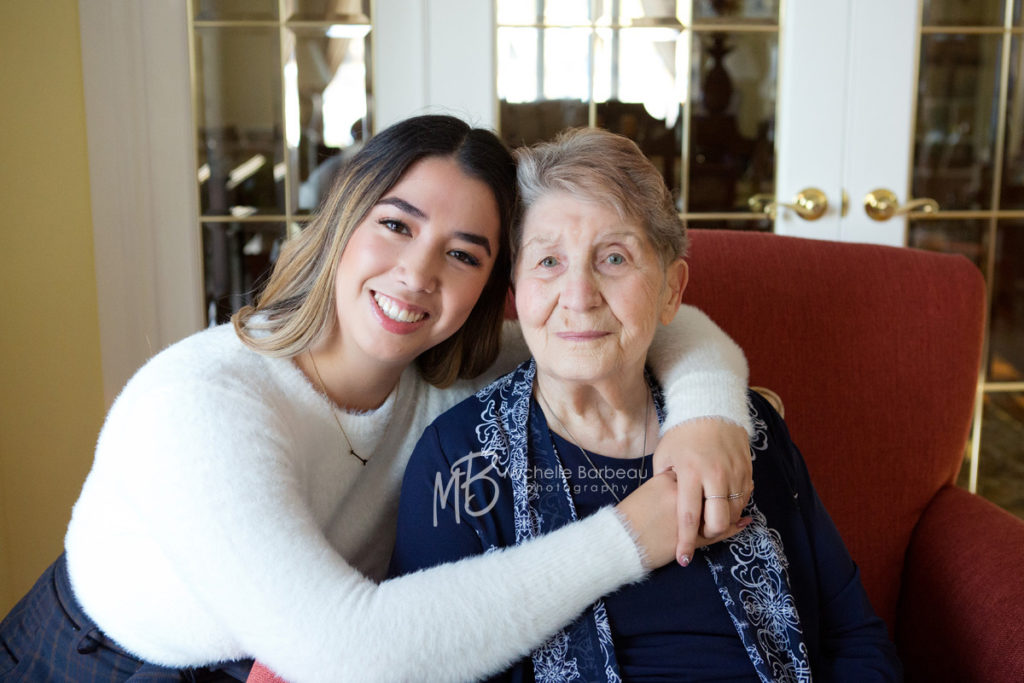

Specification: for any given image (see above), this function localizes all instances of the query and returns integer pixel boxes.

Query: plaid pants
[0,554,251,682]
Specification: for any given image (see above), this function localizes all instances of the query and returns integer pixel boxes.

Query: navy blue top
[389,388,901,681]
[550,432,757,682]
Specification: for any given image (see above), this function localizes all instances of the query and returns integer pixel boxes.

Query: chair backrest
[682,229,986,630]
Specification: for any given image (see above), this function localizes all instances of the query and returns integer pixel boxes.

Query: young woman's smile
[372,292,428,326]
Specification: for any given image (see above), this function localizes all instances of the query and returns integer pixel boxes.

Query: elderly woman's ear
[659,258,690,325]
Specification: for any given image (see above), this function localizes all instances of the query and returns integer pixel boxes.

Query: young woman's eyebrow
[377,196,427,219]
[454,232,492,256]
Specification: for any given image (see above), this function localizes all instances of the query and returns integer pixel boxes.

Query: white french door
[774,0,921,246]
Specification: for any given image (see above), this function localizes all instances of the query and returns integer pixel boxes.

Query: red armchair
[683,230,1024,681]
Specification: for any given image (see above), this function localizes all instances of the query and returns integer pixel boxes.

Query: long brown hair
[233,115,516,387]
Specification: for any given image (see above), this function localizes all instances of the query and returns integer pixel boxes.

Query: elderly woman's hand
[651,418,753,567]
[616,470,752,570]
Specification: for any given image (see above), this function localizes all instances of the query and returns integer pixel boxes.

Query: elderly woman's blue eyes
[537,254,626,267]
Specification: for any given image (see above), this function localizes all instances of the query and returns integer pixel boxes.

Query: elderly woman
[389,128,901,681]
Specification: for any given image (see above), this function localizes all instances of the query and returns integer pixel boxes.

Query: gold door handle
[748,187,828,221]
[863,188,939,221]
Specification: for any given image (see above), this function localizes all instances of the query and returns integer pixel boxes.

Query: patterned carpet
[957,393,1024,519]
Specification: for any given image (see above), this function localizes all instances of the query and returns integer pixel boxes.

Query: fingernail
[738,517,752,529]
[678,554,690,567]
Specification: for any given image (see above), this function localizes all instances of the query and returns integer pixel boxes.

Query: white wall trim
[79,0,203,406]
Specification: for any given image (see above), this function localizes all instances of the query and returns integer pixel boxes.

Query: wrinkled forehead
[516,191,654,259]
[518,184,645,243]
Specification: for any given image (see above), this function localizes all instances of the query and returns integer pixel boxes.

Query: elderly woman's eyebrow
[519,235,558,251]
[599,231,645,244]
[520,230,644,250]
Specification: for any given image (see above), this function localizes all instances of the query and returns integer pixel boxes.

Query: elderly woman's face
[513,191,688,385]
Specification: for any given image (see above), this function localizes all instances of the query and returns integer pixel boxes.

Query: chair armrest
[896,485,1024,682]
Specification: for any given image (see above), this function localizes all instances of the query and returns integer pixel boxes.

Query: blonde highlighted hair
[232,115,516,387]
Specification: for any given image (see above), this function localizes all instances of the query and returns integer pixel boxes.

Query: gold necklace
[538,385,651,503]
[308,351,368,466]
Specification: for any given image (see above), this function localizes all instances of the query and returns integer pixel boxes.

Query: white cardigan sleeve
[106,379,645,683]
[647,305,753,436]
[455,304,751,435]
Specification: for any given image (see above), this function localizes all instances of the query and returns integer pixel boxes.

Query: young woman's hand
[615,470,751,570]
[651,418,753,567]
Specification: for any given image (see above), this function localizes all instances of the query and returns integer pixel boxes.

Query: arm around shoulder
[647,304,752,436]
[106,380,648,683]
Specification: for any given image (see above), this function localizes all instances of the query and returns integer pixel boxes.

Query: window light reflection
[499,24,687,131]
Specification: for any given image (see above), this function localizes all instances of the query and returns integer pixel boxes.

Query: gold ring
[705,491,746,500]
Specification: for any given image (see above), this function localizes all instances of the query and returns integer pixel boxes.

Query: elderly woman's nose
[561,264,601,310]
[395,244,440,293]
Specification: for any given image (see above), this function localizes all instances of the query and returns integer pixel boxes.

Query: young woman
[1,115,753,683]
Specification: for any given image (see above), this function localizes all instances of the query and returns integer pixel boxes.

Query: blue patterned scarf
[474,360,812,682]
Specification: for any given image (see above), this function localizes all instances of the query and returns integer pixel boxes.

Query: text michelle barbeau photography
[433,452,645,526]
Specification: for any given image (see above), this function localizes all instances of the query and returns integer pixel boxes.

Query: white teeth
[373,293,426,323]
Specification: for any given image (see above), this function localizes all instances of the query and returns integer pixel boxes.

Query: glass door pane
[191,4,373,324]
[686,28,776,223]
[989,220,1024,382]
[193,0,278,21]
[922,0,1008,26]
[693,0,779,22]
[913,33,1004,210]
[496,0,778,228]
[286,26,371,214]
[284,0,370,21]
[202,221,287,323]
[1000,36,1024,208]
[974,392,1024,519]
[912,3,1024,513]
[596,27,685,195]
[497,26,590,147]
[194,27,285,217]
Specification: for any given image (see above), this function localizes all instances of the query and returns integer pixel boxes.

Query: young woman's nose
[395,242,440,293]
[560,262,601,311]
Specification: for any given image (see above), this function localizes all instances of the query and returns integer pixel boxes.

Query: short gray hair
[512,127,687,268]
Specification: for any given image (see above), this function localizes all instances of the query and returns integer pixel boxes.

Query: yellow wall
[0,1,106,613]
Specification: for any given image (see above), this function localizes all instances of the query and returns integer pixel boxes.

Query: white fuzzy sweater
[64,306,749,683]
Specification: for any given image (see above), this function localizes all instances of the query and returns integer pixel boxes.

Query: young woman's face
[332,156,501,371]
